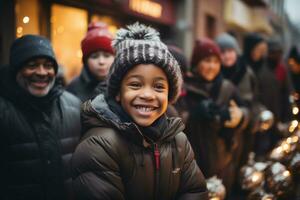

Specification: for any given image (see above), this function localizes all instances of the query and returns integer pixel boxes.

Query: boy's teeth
[136,106,154,112]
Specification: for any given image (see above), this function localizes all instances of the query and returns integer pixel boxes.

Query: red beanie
[191,38,221,68]
[81,22,114,60]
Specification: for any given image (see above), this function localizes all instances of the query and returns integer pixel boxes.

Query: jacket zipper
[133,124,160,200]
[154,143,160,200]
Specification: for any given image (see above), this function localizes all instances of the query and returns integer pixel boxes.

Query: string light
[293,106,299,115]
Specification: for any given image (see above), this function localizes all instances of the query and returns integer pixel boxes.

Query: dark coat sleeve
[71,128,126,200]
[176,133,209,200]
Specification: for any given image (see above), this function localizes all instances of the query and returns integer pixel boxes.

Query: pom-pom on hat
[107,22,183,104]
[191,38,221,69]
[81,22,114,60]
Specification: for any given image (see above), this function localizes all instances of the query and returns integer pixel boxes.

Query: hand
[224,100,243,128]
[193,99,219,120]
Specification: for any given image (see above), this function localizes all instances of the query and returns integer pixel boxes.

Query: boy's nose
[140,87,155,100]
[98,56,105,65]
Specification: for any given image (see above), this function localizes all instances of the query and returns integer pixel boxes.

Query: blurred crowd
[1,21,300,200]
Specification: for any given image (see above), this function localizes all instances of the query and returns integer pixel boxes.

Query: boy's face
[196,55,221,81]
[16,57,56,97]
[87,50,114,80]
[116,64,169,127]
[221,48,238,67]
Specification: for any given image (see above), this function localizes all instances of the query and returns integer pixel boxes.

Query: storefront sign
[129,0,162,18]
[224,0,272,34]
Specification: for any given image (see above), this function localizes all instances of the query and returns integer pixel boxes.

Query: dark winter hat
[9,34,58,73]
[243,32,265,59]
[107,22,182,104]
[215,33,241,54]
[289,46,300,63]
[81,22,114,60]
[191,38,221,69]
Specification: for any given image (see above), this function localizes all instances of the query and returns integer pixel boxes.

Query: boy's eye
[90,52,100,59]
[154,83,166,91]
[103,52,112,58]
[128,82,142,89]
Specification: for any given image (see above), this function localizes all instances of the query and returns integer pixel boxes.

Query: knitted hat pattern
[9,34,58,74]
[191,38,221,69]
[81,22,114,60]
[107,22,182,104]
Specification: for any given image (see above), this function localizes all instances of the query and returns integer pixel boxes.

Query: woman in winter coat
[67,22,115,102]
[71,23,208,200]
[184,38,248,195]
[241,33,285,156]
[215,33,263,166]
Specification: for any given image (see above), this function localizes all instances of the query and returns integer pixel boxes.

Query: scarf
[107,97,168,143]
[221,57,247,85]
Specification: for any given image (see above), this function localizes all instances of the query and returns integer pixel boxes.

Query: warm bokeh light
[15,0,40,36]
[293,106,299,115]
[51,4,88,83]
[23,16,30,24]
[91,15,120,36]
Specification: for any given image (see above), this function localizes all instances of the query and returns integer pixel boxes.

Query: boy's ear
[115,93,120,102]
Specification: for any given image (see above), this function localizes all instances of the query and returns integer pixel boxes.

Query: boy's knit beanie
[81,22,114,61]
[107,22,182,104]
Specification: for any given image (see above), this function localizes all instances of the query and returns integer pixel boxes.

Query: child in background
[67,22,115,102]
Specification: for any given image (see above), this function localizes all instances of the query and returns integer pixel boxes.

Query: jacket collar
[81,94,185,146]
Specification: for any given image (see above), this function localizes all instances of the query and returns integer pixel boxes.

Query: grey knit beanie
[107,22,182,104]
[215,33,241,54]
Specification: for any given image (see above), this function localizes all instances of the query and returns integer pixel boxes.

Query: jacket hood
[81,94,185,146]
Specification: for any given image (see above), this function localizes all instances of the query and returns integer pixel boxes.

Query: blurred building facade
[1,0,300,81]
[0,0,178,82]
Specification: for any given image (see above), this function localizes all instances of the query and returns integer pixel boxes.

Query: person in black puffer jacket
[67,22,115,102]
[71,23,208,200]
[0,35,81,200]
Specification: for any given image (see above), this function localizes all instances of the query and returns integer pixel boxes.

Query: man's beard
[16,74,56,97]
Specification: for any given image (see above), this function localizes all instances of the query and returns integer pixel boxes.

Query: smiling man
[16,57,56,97]
[0,35,81,200]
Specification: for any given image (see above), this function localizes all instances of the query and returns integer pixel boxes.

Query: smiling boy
[71,23,208,200]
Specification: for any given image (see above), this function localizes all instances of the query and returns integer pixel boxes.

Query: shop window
[51,4,87,83]
[15,0,40,38]
[91,15,120,36]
